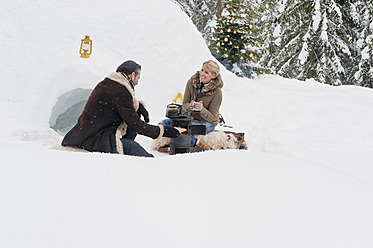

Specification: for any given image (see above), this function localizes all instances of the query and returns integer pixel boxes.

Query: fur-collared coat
[183,71,223,126]
[61,72,164,154]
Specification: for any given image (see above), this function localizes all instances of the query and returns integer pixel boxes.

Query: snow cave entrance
[49,88,92,135]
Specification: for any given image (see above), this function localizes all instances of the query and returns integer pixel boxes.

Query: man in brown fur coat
[61,60,179,157]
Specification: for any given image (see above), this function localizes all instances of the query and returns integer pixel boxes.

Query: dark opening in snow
[49,88,92,135]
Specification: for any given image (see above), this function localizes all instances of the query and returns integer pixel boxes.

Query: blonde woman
[162,60,224,148]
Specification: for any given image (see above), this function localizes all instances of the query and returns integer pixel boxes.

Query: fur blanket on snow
[152,130,247,151]
[52,144,89,153]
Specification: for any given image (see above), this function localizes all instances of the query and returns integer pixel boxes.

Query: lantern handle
[173,92,183,105]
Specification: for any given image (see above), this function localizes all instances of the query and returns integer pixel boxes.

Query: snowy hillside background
[1,0,373,247]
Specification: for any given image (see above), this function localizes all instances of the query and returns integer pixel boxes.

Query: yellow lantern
[249,24,253,29]
[228,28,231,32]
[249,30,253,35]
[224,37,228,42]
[265,50,270,55]
[79,35,92,58]
[256,42,261,47]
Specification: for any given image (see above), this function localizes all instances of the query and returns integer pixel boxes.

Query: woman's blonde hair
[203,60,220,78]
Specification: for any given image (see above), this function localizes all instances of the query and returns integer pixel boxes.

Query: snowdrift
[1,0,373,247]
[0,0,212,130]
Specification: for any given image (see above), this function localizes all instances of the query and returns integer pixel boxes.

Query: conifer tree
[355,0,373,87]
[271,0,353,85]
[335,0,360,85]
[213,0,253,63]
[172,0,217,41]
[245,0,269,75]
[257,0,283,72]
[209,0,267,77]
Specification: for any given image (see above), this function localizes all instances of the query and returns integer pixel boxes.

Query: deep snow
[1,0,373,247]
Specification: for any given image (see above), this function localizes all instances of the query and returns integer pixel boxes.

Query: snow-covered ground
[1,0,373,247]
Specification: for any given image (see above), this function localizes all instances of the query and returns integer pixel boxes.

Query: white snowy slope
[1,0,373,247]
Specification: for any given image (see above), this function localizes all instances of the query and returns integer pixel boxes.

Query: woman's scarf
[190,71,224,96]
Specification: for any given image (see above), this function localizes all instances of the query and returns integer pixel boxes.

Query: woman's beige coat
[182,71,223,126]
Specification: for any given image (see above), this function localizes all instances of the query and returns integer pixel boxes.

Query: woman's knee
[205,123,215,133]
[161,118,171,126]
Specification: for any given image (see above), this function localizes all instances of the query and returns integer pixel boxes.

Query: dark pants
[120,138,154,158]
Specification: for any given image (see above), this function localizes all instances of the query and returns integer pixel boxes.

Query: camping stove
[165,104,206,155]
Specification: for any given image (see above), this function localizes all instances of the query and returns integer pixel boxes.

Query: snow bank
[1,143,373,248]
[1,0,373,247]
[0,0,212,129]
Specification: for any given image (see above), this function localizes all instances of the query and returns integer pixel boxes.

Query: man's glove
[162,126,180,138]
[137,103,150,123]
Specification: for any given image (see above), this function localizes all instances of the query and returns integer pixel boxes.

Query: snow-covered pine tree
[174,0,269,77]
[355,0,373,87]
[208,0,267,77]
[172,0,219,42]
[272,0,353,85]
[245,0,269,76]
[335,0,360,85]
[214,0,253,63]
[257,0,283,72]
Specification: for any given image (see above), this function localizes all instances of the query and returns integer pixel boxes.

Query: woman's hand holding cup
[190,100,203,111]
